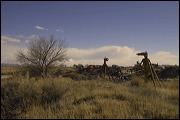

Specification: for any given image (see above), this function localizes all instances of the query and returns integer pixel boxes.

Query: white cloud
[1,35,38,45]
[35,26,48,30]
[16,34,38,39]
[1,44,27,64]
[66,46,140,66]
[26,34,38,39]
[16,35,25,38]
[25,40,30,43]
[56,28,64,33]
[1,36,20,43]
[1,44,179,67]
[66,46,179,66]
[1,40,6,44]
[150,52,179,65]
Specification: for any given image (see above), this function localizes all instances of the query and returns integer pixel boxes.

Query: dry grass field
[1,70,179,119]
[1,66,26,74]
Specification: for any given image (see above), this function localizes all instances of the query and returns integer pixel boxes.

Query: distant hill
[1,63,20,66]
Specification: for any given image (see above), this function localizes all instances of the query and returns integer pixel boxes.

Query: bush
[1,79,25,119]
[131,75,146,87]
[63,72,86,80]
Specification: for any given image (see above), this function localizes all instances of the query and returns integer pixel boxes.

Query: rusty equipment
[137,51,162,89]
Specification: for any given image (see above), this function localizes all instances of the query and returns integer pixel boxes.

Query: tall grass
[1,75,179,119]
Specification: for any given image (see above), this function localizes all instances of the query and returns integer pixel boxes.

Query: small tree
[16,35,68,77]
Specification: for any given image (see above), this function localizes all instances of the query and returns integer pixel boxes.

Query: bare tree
[16,35,68,77]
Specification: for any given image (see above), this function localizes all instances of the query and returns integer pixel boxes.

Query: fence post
[26,71,29,80]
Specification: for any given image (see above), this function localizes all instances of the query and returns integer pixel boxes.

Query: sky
[1,1,179,66]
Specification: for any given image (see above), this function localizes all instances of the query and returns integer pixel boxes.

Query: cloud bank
[1,36,20,43]
[67,46,139,66]
[1,42,179,66]
[66,46,179,66]
[1,44,27,64]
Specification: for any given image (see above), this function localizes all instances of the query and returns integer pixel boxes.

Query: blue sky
[1,1,179,66]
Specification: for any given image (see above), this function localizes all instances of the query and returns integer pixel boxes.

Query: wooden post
[147,60,156,89]
[149,62,162,87]
[148,60,162,88]
[26,71,29,80]
[104,67,106,80]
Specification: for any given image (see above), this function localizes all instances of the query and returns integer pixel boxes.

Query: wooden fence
[1,66,26,75]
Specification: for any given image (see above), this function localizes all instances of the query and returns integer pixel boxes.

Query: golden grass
[1,75,179,119]
[1,66,26,74]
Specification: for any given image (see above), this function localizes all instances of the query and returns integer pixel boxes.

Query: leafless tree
[16,35,68,77]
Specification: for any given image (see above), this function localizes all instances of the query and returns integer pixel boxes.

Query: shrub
[63,72,86,80]
[131,75,146,87]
